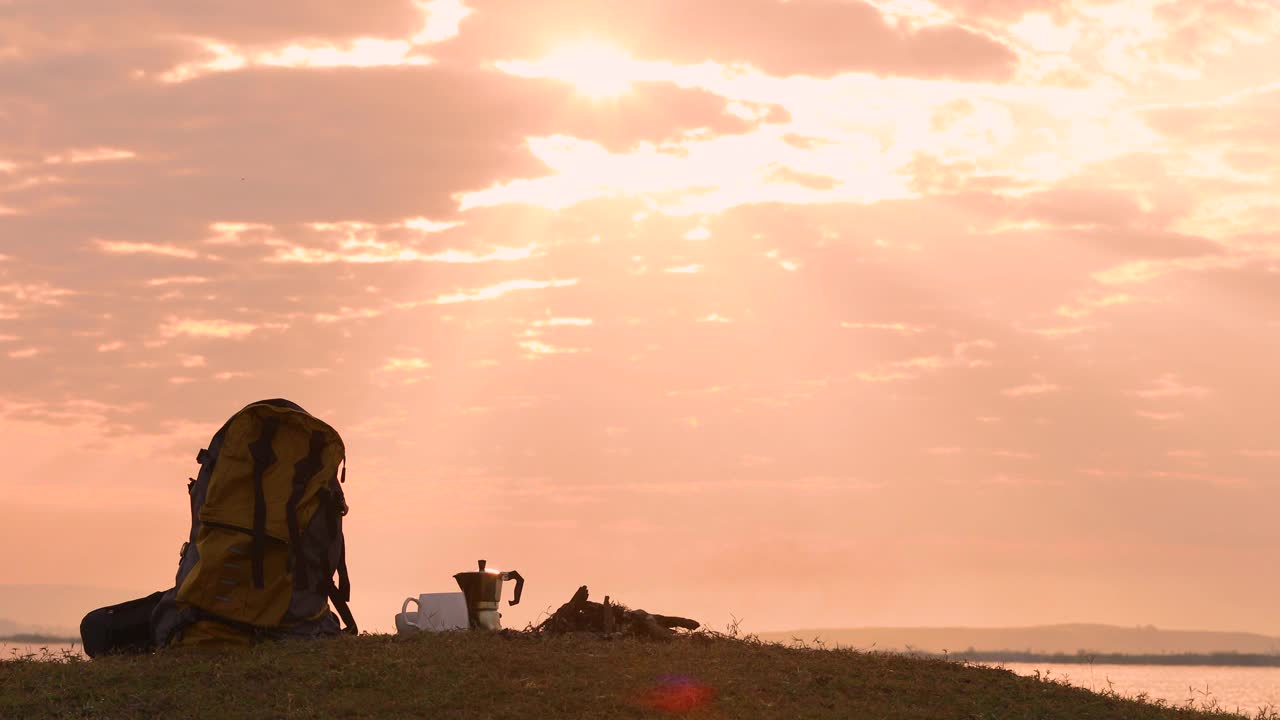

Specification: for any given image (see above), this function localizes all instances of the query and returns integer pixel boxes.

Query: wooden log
[534,585,699,639]
[650,613,700,631]
[629,611,675,641]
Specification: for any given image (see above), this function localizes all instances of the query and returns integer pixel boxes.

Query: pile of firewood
[533,586,700,641]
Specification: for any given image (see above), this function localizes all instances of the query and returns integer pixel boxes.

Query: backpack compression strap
[286,430,327,591]
[247,416,281,589]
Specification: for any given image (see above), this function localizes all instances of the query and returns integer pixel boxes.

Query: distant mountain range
[0,584,138,640]
[756,624,1280,655]
[0,617,79,641]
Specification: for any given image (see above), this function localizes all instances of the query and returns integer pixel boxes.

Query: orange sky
[1,0,1279,636]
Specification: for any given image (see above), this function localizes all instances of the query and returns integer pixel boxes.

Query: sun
[534,40,638,99]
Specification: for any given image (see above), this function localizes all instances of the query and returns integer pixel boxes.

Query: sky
[1,0,1279,637]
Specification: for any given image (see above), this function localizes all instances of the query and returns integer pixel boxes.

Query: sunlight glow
[1009,13,1080,55]
[498,40,640,99]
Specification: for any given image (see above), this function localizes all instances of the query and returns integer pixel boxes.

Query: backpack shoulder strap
[327,584,357,635]
[323,467,355,635]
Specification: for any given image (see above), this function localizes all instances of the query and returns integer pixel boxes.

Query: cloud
[1145,0,1280,70]
[248,38,429,69]
[94,240,201,259]
[431,278,579,304]
[270,241,538,264]
[841,322,928,334]
[854,369,915,383]
[146,276,209,286]
[313,307,386,324]
[437,0,1017,81]
[1144,469,1246,486]
[44,148,135,165]
[1131,373,1209,399]
[197,217,516,267]
[854,338,995,382]
[1002,381,1060,397]
[155,38,441,83]
[158,318,271,338]
[1057,292,1149,318]
[1136,410,1184,421]
[0,0,434,50]
[533,317,592,327]
[1013,187,1149,228]
[0,282,74,306]
[213,370,251,381]
[1143,83,1280,147]
[1137,84,1280,238]
[936,0,1072,21]
[517,340,585,358]
[765,165,841,191]
[381,357,430,371]
[1023,323,1098,338]
[0,63,781,225]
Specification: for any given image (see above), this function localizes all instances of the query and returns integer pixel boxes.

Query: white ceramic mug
[400,592,469,632]
[394,611,420,635]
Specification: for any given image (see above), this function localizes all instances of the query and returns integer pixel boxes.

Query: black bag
[79,591,165,658]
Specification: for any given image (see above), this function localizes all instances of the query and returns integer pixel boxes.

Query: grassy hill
[1,631,1275,719]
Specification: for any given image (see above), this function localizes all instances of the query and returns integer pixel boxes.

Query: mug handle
[401,597,422,628]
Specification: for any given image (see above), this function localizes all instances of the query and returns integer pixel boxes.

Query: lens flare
[641,674,716,713]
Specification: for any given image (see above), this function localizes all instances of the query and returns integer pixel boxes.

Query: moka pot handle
[503,571,524,606]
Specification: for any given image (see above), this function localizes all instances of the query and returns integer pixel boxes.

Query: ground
[2,631,1274,719]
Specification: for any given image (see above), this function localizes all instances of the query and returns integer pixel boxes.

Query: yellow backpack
[151,399,356,647]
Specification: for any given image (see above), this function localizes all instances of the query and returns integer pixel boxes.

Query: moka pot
[453,559,524,631]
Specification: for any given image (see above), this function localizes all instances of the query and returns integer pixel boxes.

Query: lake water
[999,662,1280,716]
[5,643,1279,716]
[2,642,83,661]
